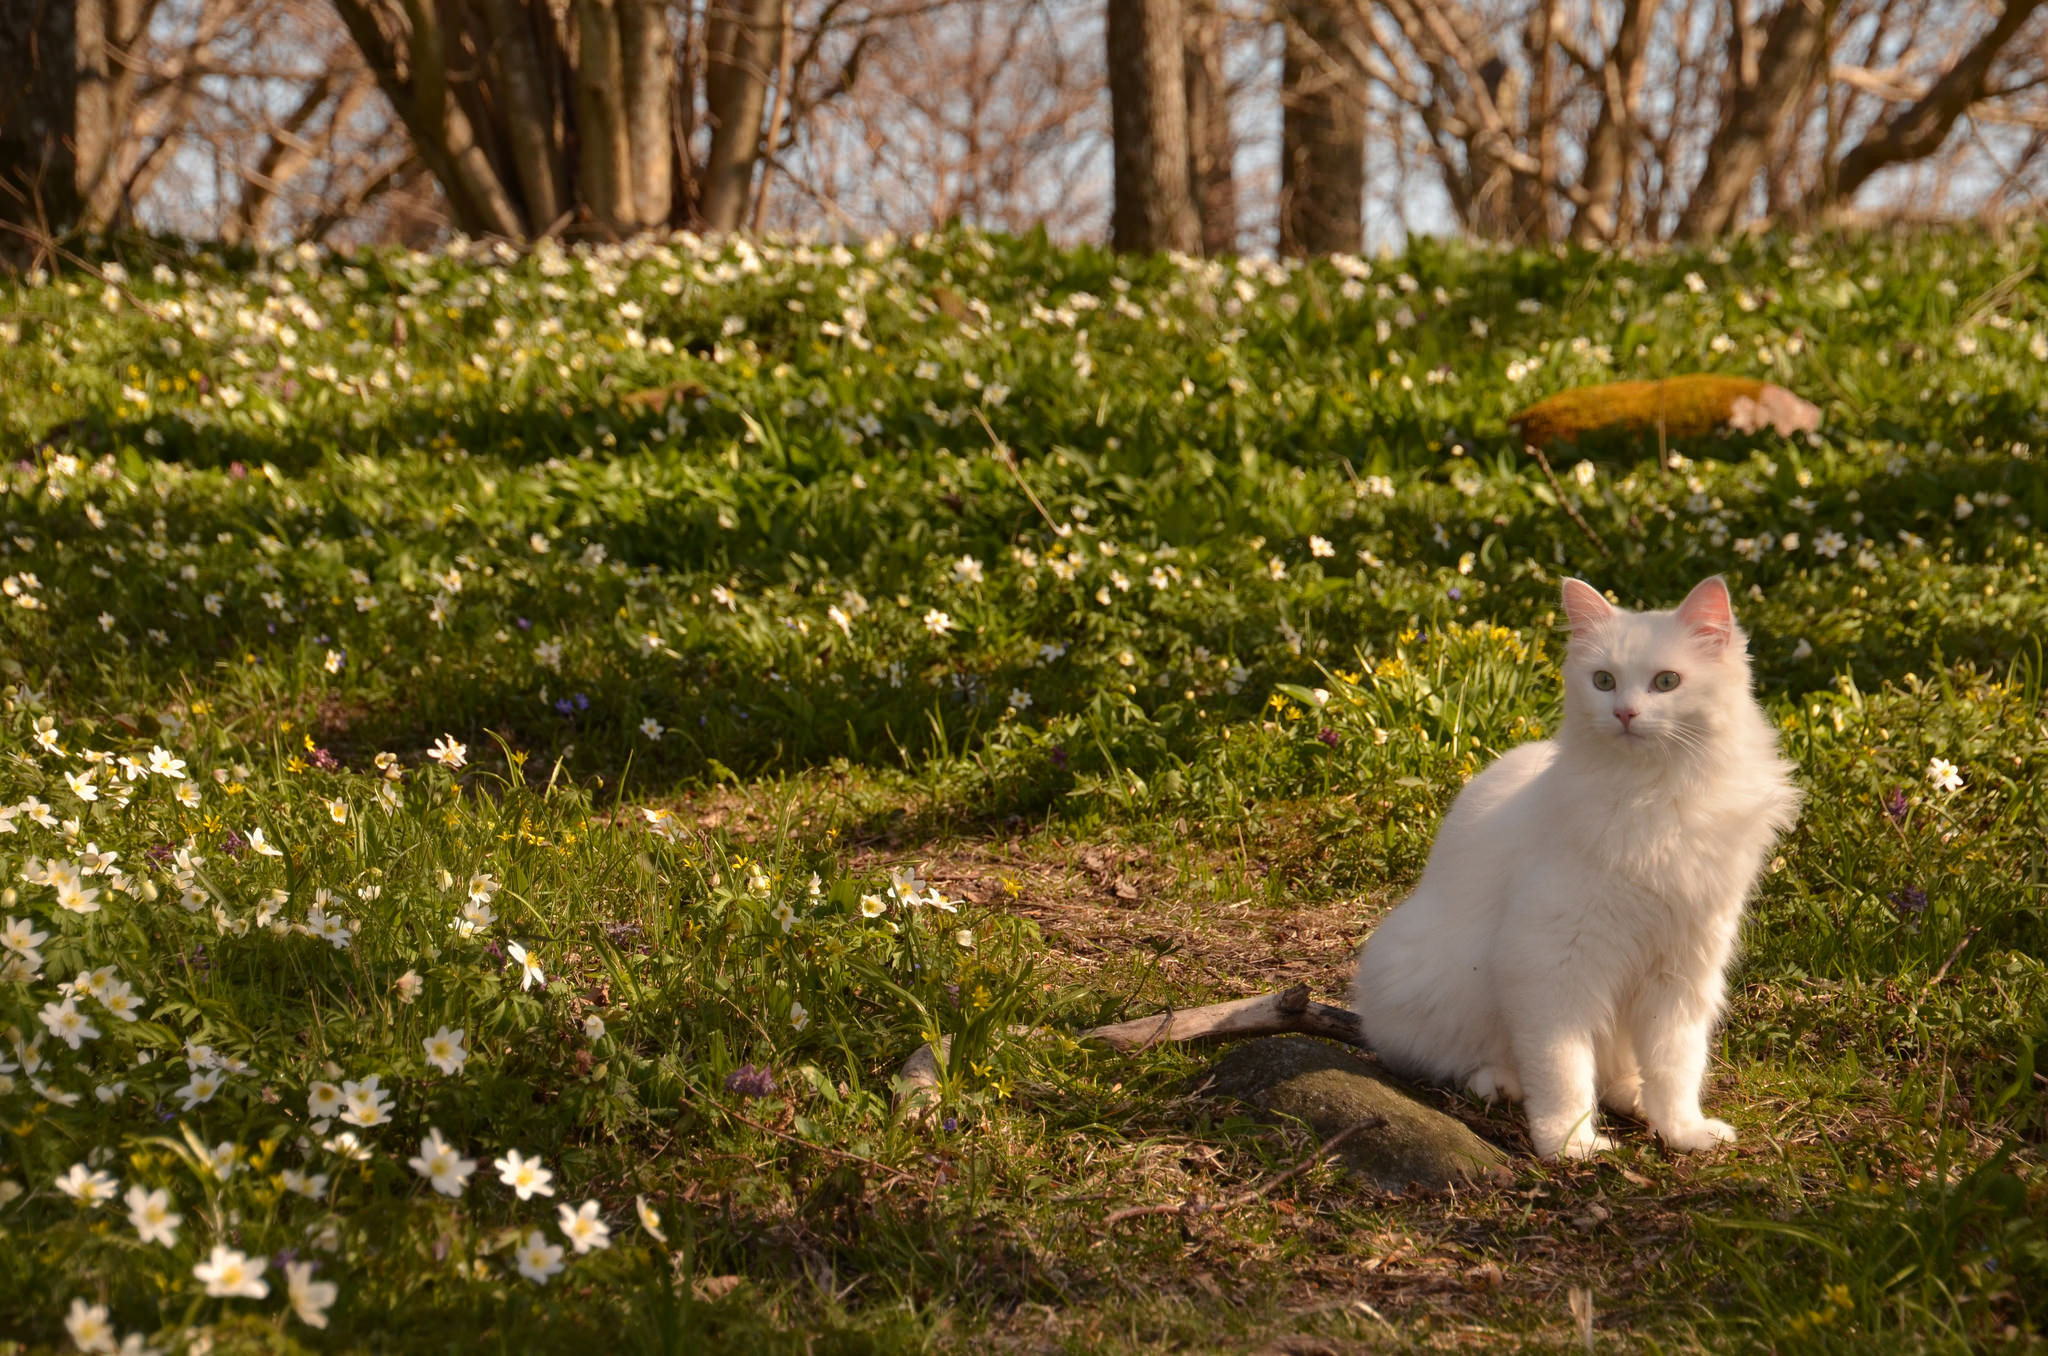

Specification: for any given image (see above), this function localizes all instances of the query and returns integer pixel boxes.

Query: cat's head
[1558,576,1753,754]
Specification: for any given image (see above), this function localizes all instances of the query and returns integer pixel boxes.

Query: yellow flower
[285,755,307,773]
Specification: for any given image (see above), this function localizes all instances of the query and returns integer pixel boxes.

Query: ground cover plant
[0,224,2044,1353]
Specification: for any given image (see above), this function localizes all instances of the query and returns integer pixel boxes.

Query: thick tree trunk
[1279,0,1365,255]
[1569,0,1659,244]
[621,0,675,230]
[1675,0,1835,240]
[1826,0,2044,208]
[481,0,565,232]
[701,0,781,234]
[1107,0,1200,254]
[0,0,83,237]
[574,0,635,232]
[1183,0,1236,255]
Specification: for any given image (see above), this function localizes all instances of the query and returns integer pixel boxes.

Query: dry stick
[892,986,1366,1120]
[973,408,1064,536]
[1100,1116,1387,1229]
[1928,925,1982,987]
[0,220,173,323]
[1525,441,1613,558]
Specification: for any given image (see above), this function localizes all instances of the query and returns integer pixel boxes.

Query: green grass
[0,225,2044,1353]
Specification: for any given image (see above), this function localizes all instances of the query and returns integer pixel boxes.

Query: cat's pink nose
[1614,708,1638,731]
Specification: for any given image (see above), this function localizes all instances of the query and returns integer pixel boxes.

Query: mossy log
[1510,375,1820,451]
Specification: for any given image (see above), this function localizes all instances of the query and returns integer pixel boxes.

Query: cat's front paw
[1532,1122,1615,1160]
[1559,1132,1617,1161]
[1657,1118,1737,1152]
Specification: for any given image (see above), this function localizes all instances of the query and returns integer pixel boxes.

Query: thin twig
[972,408,1064,536]
[1525,442,1612,558]
[0,221,172,323]
[1928,926,1981,986]
[1101,1116,1385,1229]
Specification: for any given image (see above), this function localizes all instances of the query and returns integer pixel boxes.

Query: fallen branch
[891,984,1367,1120]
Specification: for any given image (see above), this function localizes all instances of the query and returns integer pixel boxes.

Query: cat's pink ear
[1561,579,1613,635]
[1676,576,1735,651]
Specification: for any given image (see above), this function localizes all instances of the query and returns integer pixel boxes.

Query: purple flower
[1317,727,1340,748]
[516,617,532,631]
[228,462,247,479]
[725,1063,778,1099]
[942,1115,958,1132]
[1883,788,1909,824]
[1049,746,1068,769]
[146,842,177,865]
[221,830,247,858]
[1888,887,1928,917]
[1447,587,1463,601]
[309,747,338,771]
[554,697,576,715]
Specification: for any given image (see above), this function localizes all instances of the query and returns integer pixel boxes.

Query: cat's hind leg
[1597,1027,1645,1119]
[1467,1065,1522,1102]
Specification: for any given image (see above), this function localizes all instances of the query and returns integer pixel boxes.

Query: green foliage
[0,225,2044,1350]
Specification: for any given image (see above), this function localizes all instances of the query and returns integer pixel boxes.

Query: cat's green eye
[1653,671,1682,692]
[1592,670,1616,691]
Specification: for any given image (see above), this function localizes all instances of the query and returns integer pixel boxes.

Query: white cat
[1350,576,1800,1159]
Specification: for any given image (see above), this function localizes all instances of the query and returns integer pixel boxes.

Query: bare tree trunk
[1826,0,2044,207]
[0,0,83,238]
[481,0,565,232]
[574,0,635,232]
[1107,0,1200,253]
[1675,0,1836,239]
[1183,0,1236,255]
[1569,0,1659,243]
[1279,0,1365,255]
[701,0,782,234]
[621,0,675,229]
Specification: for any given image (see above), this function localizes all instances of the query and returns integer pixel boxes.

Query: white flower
[1814,528,1848,558]
[507,941,544,990]
[639,717,664,741]
[860,893,887,919]
[495,1149,556,1200]
[285,1260,338,1329]
[147,746,187,779]
[467,873,500,906]
[39,998,99,1049]
[55,1163,118,1206]
[204,1142,239,1180]
[423,1026,468,1075]
[307,1080,344,1120]
[635,1194,668,1242]
[246,826,283,857]
[324,649,344,674]
[64,770,99,803]
[952,555,984,585]
[1308,535,1334,558]
[394,969,423,1003]
[66,1298,116,1354]
[558,1199,613,1253]
[582,1014,605,1042]
[514,1229,564,1283]
[194,1245,269,1299]
[176,1068,224,1109]
[408,1128,477,1197]
[125,1184,181,1246]
[954,929,975,949]
[321,1130,373,1161]
[922,608,954,636]
[339,1074,394,1127]
[1926,757,1964,793]
[280,1168,329,1198]
[429,735,467,769]
[790,999,809,1032]
[326,798,348,824]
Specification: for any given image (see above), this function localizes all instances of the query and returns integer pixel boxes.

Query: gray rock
[1201,1037,1509,1192]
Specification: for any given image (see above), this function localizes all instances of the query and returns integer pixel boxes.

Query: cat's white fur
[1350,577,1800,1159]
